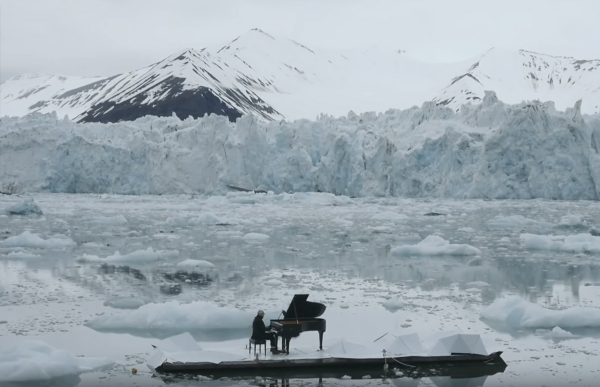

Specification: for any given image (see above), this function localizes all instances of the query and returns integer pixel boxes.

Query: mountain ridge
[2,29,600,123]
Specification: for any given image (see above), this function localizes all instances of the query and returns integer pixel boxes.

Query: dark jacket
[251,315,268,339]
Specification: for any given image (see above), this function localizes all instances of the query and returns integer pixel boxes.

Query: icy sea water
[2,193,600,387]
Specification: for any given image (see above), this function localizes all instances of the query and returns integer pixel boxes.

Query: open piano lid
[283,294,326,319]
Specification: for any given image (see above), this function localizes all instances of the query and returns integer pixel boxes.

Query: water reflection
[156,361,506,386]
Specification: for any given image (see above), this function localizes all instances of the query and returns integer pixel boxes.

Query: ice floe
[242,232,270,242]
[86,300,276,334]
[521,233,600,254]
[76,247,179,263]
[0,340,114,382]
[382,299,406,312]
[390,235,481,256]
[3,198,43,215]
[176,259,215,269]
[103,297,151,309]
[1,231,76,249]
[481,296,600,330]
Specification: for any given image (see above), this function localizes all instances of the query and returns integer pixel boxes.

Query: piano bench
[249,339,267,355]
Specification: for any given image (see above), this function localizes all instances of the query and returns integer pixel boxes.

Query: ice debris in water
[4,198,43,215]
[391,235,481,256]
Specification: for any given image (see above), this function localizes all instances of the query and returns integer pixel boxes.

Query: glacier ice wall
[1,92,600,199]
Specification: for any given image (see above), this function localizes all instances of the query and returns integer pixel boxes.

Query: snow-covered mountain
[2,93,600,199]
[434,48,600,114]
[2,29,600,123]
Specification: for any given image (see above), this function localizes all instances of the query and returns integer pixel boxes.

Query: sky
[1,0,600,81]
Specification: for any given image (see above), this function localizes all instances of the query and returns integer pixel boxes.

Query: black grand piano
[270,294,326,354]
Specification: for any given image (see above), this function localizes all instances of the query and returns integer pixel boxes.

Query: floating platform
[155,351,506,376]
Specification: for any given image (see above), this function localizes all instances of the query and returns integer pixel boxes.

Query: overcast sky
[1,0,599,81]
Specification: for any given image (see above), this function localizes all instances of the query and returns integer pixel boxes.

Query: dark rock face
[78,77,243,123]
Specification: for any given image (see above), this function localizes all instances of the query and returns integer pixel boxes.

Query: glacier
[1,91,600,199]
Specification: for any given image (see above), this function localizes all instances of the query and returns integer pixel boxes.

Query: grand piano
[270,294,326,354]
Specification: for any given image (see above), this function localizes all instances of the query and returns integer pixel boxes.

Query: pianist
[252,310,282,354]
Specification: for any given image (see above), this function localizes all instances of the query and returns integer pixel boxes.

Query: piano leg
[319,331,324,350]
[285,337,291,354]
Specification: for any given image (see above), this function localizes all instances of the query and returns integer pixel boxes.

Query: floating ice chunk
[1,251,41,259]
[86,215,128,225]
[164,216,190,227]
[391,235,481,256]
[76,247,179,263]
[0,340,114,382]
[191,212,220,225]
[4,199,43,215]
[370,211,409,221]
[465,281,490,289]
[556,214,587,229]
[333,219,354,228]
[365,225,392,233]
[481,296,600,329]
[177,259,215,269]
[1,231,76,249]
[243,233,270,242]
[382,299,406,312]
[521,233,600,253]
[487,215,539,229]
[104,297,150,309]
[86,300,275,333]
[540,326,578,340]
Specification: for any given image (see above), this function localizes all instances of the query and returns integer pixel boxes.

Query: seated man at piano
[252,310,282,354]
